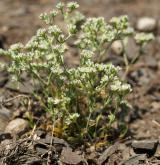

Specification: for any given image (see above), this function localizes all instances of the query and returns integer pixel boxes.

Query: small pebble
[136,17,156,32]
[5,118,29,136]
[111,40,123,55]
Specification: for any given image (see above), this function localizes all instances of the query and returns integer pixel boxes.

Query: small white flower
[135,33,154,45]
[10,43,23,51]
[67,2,79,11]
[56,2,65,9]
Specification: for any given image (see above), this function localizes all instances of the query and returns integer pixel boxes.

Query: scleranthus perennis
[0,1,153,144]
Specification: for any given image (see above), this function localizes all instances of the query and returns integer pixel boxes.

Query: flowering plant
[0,2,153,143]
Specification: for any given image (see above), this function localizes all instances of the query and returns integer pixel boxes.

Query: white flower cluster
[111,80,132,94]
[135,33,154,46]
[77,15,134,54]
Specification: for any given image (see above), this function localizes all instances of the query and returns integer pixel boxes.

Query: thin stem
[1,94,29,104]
[122,40,130,79]
[86,110,92,133]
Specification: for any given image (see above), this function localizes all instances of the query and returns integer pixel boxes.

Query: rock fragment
[136,17,156,32]
[5,118,29,136]
[5,80,35,94]
[131,140,158,155]
[97,143,119,165]
[125,38,139,60]
[121,154,146,165]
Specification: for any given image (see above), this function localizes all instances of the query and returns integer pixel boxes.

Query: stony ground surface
[0,0,160,164]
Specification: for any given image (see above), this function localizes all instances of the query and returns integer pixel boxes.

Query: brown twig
[0,94,30,105]
[47,122,55,165]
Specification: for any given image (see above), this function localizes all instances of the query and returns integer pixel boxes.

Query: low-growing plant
[0,2,153,144]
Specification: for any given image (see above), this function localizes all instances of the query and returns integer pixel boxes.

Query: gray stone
[121,154,146,165]
[5,80,34,94]
[97,143,119,165]
[131,140,158,152]
[5,118,29,136]
[136,17,156,32]
[125,38,139,60]
[36,146,48,155]
[0,106,11,118]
